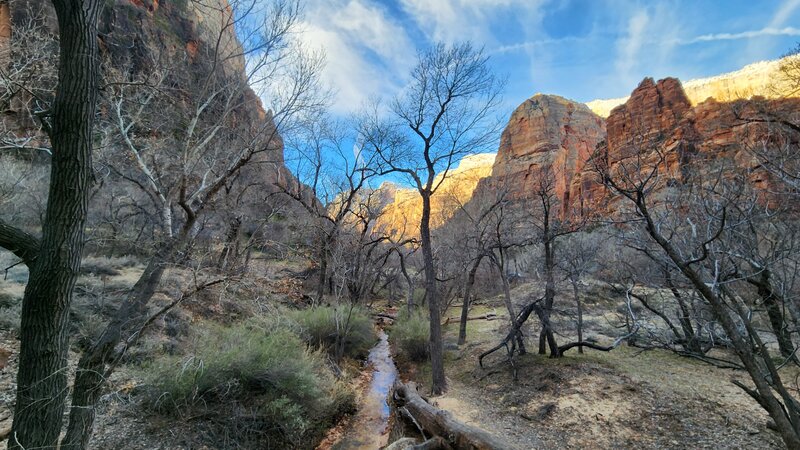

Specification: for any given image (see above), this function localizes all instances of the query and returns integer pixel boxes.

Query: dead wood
[391,381,519,450]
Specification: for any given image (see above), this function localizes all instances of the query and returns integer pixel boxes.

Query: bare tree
[595,139,800,448]
[281,113,383,302]
[0,1,103,448]
[362,42,503,394]
[58,2,327,447]
[558,232,599,353]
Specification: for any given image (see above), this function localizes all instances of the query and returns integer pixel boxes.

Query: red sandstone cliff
[473,76,800,222]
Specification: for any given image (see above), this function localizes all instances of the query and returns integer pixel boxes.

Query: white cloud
[615,10,649,86]
[681,26,800,44]
[399,0,542,44]
[299,0,416,114]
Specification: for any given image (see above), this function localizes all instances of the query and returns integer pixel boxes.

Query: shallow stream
[332,330,398,449]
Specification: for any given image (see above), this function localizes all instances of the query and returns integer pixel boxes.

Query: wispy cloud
[679,26,800,44]
[300,0,415,114]
[614,10,649,87]
[399,0,544,44]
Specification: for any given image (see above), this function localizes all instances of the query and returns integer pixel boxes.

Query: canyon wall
[586,56,800,117]
[375,153,496,238]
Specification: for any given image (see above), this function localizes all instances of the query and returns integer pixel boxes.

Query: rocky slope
[586,56,800,117]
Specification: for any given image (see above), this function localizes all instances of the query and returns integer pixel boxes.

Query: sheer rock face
[475,94,605,218]
[472,76,800,222]
[581,78,800,215]
[375,153,497,238]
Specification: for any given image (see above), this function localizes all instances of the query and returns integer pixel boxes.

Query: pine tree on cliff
[0,1,102,448]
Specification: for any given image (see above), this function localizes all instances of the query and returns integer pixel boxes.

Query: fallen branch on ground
[391,381,519,450]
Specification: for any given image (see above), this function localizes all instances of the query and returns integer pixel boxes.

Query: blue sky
[298,0,800,116]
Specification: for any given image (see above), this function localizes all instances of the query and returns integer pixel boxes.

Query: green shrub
[289,305,375,359]
[142,318,355,448]
[390,307,430,362]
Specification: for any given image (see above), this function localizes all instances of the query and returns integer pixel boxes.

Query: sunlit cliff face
[374,153,497,239]
[586,55,800,117]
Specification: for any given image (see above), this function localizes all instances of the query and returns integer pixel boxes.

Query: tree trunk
[392,382,518,450]
[665,269,702,354]
[538,237,559,357]
[748,271,795,360]
[316,233,329,303]
[458,256,483,345]
[62,236,182,449]
[571,279,583,354]
[637,202,800,448]
[8,2,102,448]
[217,215,241,270]
[420,192,446,394]
[496,261,526,354]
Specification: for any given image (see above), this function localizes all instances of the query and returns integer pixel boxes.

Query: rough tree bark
[570,279,583,354]
[747,270,795,360]
[392,382,519,450]
[495,259,526,354]
[6,1,102,448]
[61,234,186,449]
[458,255,483,345]
[420,192,447,394]
[537,219,559,357]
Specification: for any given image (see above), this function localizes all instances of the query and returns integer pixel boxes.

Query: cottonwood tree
[59,1,326,447]
[0,1,103,449]
[527,167,584,357]
[361,42,503,394]
[440,182,532,348]
[596,140,800,448]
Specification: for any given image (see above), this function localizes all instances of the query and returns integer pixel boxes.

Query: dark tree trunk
[538,235,559,357]
[665,269,702,354]
[748,271,795,360]
[316,233,328,303]
[420,192,446,394]
[458,255,483,345]
[571,280,583,354]
[217,215,241,270]
[496,261,526,354]
[8,2,102,448]
[62,236,183,449]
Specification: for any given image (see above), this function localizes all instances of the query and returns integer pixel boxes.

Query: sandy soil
[397,288,790,450]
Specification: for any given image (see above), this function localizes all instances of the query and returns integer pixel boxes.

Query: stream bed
[332,330,398,449]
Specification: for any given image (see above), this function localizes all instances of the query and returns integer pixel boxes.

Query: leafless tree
[59,1,327,447]
[0,1,103,448]
[595,137,800,448]
[361,42,504,394]
[558,232,599,353]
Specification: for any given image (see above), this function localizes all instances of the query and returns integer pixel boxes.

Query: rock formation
[482,94,605,218]
[462,72,800,224]
[375,153,496,238]
[586,56,800,117]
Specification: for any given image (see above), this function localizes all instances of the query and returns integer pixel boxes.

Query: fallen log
[443,313,497,325]
[373,312,397,321]
[391,381,519,450]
